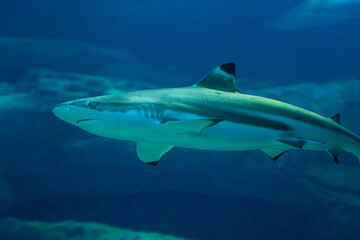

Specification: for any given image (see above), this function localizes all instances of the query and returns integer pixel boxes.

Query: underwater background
[0,0,360,239]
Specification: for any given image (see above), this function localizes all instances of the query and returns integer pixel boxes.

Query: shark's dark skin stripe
[68,100,292,131]
[176,102,293,131]
[228,97,360,143]
[168,90,360,143]
[230,113,292,131]
[65,93,360,142]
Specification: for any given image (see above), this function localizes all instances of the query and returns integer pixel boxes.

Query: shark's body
[53,63,360,165]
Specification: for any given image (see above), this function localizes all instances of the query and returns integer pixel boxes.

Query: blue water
[0,0,360,239]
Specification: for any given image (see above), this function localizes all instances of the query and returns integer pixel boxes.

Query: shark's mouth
[77,119,102,124]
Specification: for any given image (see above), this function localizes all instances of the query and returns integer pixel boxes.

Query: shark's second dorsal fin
[195,63,243,93]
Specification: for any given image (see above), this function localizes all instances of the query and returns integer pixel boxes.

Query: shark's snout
[53,104,71,117]
[52,104,76,125]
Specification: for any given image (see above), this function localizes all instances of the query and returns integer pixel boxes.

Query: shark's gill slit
[77,119,100,124]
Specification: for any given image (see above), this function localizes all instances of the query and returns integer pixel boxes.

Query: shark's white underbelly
[183,121,284,151]
[79,118,285,151]
[139,120,286,151]
[78,110,350,153]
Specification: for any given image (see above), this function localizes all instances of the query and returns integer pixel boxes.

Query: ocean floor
[0,217,192,240]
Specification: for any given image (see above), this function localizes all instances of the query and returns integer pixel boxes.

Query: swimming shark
[53,63,360,165]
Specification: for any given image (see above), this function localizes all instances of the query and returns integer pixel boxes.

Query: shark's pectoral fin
[136,142,173,166]
[278,137,326,150]
[136,119,222,165]
[261,148,289,161]
[160,119,223,136]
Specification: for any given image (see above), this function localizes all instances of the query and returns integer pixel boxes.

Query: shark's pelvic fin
[327,149,343,165]
[278,137,326,150]
[195,63,243,93]
[331,113,341,124]
[136,142,173,166]
[328,151,340,164]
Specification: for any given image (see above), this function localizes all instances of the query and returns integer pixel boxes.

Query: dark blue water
[2,0,360,85]
[0,1,360,239]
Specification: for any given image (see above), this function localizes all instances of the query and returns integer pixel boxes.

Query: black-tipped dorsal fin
[195,63,243,93]
[331,114,340,124]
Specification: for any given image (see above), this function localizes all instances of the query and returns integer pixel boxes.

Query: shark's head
[53,96,108,126]
[52,94,152,140]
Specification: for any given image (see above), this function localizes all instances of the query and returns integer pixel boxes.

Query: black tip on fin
[146,161,160,166]
[331,114,340,124]
[195,63,241,93]
[220,63,235,77]
[327,150,341,164]
[271,151,288,161]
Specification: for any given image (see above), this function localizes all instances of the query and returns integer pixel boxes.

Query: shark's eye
[85,101,95,109]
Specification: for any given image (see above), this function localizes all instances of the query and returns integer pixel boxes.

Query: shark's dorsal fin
[331,113,340,124]
[195,63,243,93]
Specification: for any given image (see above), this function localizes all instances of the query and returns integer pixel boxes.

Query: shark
[53,63,360,165]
